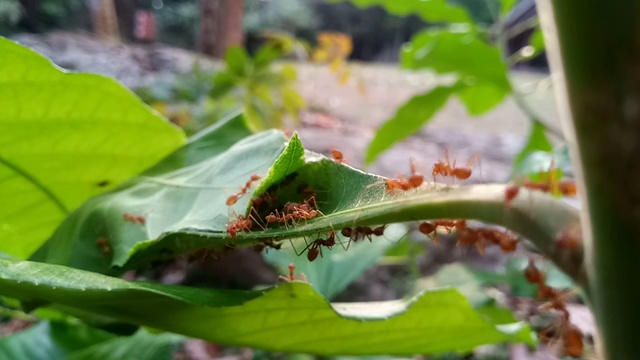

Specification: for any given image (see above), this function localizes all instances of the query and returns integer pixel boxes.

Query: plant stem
[536,0,640,358]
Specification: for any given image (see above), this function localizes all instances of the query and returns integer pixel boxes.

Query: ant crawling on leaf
[96,237,110,255]
[331,147,346,164]
[123,213,145,225]
[226,174,262,206]
[432,149,481,181]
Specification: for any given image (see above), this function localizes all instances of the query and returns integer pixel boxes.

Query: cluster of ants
[504,159,577,207]
[418,219,519,254]
[225,173,322,239]
[223,148,580,263]
[524,258,584,357]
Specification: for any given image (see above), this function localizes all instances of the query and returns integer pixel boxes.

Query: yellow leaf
[338,68,351,85]
[152,102,167,114]
[329,58,343,73]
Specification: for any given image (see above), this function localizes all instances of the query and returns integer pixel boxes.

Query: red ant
[382,159,424,194]
[226,174,261,206]
[331,148,346,164]
[418,219,464,244]
[504,161,577,207]
[96,237,110,255]
[340,225,386,248]
[432,149,480,181]
[523,258,583,357]
[555,223,582,250]
[226,215,253,238]
[278,263,307,282]
[306,232,337,261]
[123,213,145,225]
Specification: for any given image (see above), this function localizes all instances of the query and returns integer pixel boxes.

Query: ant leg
[290,236,313,257]
[248,212,266,230]
[470,153,483,182]
[328,222,348,251]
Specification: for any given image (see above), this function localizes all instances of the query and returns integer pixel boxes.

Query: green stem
[129,184,586,288]
[536,0,640,358]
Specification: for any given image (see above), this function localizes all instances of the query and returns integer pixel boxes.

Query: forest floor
[8,31,593,360]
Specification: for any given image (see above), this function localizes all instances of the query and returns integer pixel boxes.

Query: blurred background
[1,1,590,359]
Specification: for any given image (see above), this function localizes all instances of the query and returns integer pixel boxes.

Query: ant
[331,147,346,164]
[504,160,577,207]
[524,258,583,357]
[555,223,582,250]
[123,213,145,225]
[340,225,386,248]
[226,215,253,238]
[306,232,337,261]
[418,219,464,244]
[432,149,480,181]
[226,174,262,206]
[382,159,425,194]
[279,263,307,282]
[96,237,110,255]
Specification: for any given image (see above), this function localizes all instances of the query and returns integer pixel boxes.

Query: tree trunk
[198,0,244,58]
[89,0,121,43]
[536,0,640,358]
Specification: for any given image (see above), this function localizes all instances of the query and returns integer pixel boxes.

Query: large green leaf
[365,28,512,163]
[0,37,186,258]
[0,321,184,360]
[332,0,472,24]
[31,114,301,274]
[365,86,458,164]
[0,258,534,355]
[401,28,510,92]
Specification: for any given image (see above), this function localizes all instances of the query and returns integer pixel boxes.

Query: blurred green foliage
[210,45,306,132]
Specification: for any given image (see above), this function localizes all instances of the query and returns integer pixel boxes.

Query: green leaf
[0,258,534,355]
[332,0,472,24]
[366,86,458,163]
[0,321,114,360]
[456,79,510,115]
[401,28,510,92]
[0,321,184,360]
[264,223,407,299]
[143,111,253,177]
[513,121,553,167]
[225,46,249,76]
[68,328,184,360]
[499,0,518,16]
[417,263,492,307]
[282,87,306,121]
[280,65,298,81]
[254,46,283,69]
[0,37,186,258]
[511,149,573,183]
[528,27,546,57]
[210,72,238,99]
[31,116,304,274]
